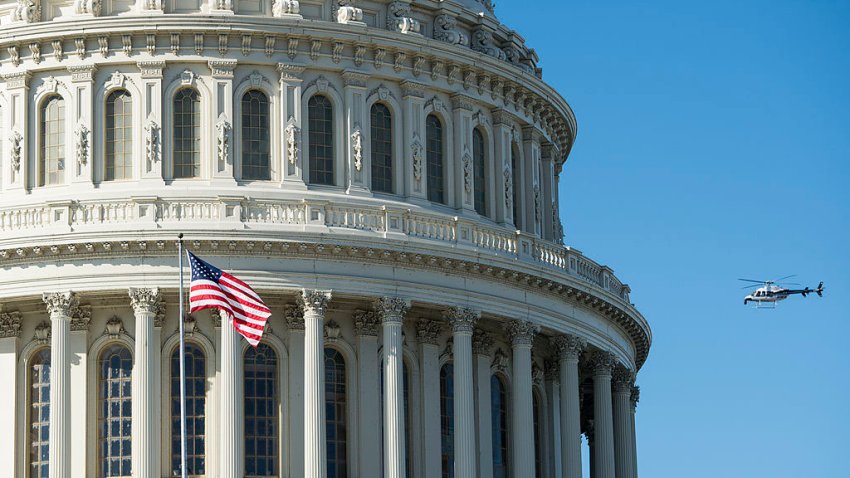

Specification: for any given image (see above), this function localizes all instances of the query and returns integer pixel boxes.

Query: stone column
[209,60,238,185]
[443,307,478,478]
[341,70,369,192]
[505,320,539,477]
[630,385,640,478]
[544,361,563,478]
[43,291,78,478]
[129,288,162,478]
[220,311,244,478]
[286,305,306,478]
[451,94,476,212]
[302,290,332,478]
[552,334,585,478]
[354,311,381,478]
[136,61,166,184]
[375,297,411,478]
[612,366,634,478]
[472,328,494,478]
[417,320,442,478]
[0,309,22,477]
[69,306,91,478]
[278,64,307,187]
[590,351,616,478]
[401,81,427,200]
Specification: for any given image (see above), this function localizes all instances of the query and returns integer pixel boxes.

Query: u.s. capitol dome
[0,1,650,477]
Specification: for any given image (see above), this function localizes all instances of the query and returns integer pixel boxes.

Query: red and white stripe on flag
[187,251,271,346]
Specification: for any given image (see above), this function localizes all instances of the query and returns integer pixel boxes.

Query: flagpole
[177,234,188,478]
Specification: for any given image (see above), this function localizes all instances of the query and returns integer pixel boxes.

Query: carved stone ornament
[491,348,509,373]
[128,287,162,316]
[476,0,495,13]
[105,316,125,338]
[211,308,223,328]
[462,149,473,193]
[388,1,421,34]
[215,113,232,165]
[284,304,304,330]
[141,0,162,10]
[589,350,617,376]
[43,291,78,318]
[471,328,494,356]
[374,296,410,324]
[434,14,468,46]
[552,334,586,361]
[70,304,92,331]
[324,319,341,341]
[351,125,363,171]
[33,321,51,344]
[471,29,507,61]
[443,307,478,334]
[273,0,300,17]
[533,184,542,223]
[532,363,545,385]
[10,131,22,174]
[285,117,300,165]
[411,133,423,181]
[414,319,439,345]
[440,337,453,361]
[213,0,232,10]
[612,365,634,393]
[544,360,560,381]
[504,320,540,347]
[180,69,196,86]
[336,0,363,24]
[183,314,197,336]
[299,289,332,315]
[73,0,101,15]
[107,71,125,89]
[11,0,41,23]
[504,168,513,212]
[353,310,379,336]
[75,123,90,168]
[630,385,641,408]
[0,311,23,339]
[144,117,160,165]
[36,76,58,96]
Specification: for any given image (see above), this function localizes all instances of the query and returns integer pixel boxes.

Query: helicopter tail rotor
[816,282,824,297]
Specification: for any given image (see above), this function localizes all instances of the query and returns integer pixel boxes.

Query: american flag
[187,251,271,346]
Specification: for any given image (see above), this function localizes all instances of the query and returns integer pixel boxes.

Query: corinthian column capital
[611,365,634,393]
[299,289,332,315]
[630,385,640,409]
[504,320,540,347]
[128,287,162,315]
[552,333,586,361]
[589,350,617,377]
[42,291,78,319]
[443,307,478,334]
[373,296,410,324]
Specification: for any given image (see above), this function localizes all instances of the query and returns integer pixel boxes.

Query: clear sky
[499,1,850,476]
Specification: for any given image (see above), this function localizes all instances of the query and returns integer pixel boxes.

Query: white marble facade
[0,1,650,477]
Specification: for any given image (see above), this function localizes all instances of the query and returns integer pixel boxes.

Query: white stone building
[0,1,651,478]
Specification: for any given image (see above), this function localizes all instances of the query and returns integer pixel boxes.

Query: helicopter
[740,275,824,307]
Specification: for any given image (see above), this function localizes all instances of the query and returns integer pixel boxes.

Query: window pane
[440,364,454,478]
[308,95,334,185]
[370,103,393,194]
[173,89,201,178]
[105,90,133,181]
[473,129,487,216]
[99,345,132,477]
[426,115,445,204]
[171,344,206,476]
[241,90,271,180]
[244,344,279,476]
[29,349,51,478]
[40,96,65,186]
[325,348,347,478]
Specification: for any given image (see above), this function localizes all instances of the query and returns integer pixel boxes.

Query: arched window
[370,103,393,193]
[173,88,201,178]
[491,375,509,478]
[105,90,133,181]
[98,344,132,477]
[308,95,334,185]
[473,128,487,216]
[171,343,206,476]
[244,343,279,476]
[426,114,445,204]
[325,348,347,478]
[511,143,521,228]
[28,348,50,478]
[39,95,65,186]
[440,363,454,478]
[241,90,271,180]
[533,391,543,478]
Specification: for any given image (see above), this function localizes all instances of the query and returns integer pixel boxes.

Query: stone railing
[0,196,631,302]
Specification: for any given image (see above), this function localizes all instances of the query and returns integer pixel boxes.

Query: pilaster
[522,126,542,236]
[375,297,411,478]
[136,61,166,183]
[472,328,494,478]
[540,143,556,241]
[451,94,476,212]
[43,291,78,478]
[209,59,238,184]
[67,65,96,186]
[505,320,540,477]
[443,307,479,478]
[491,110,515,227]
[278,63,307,187]
[0,309,22,478]
[552,334,586,478]
[3,71,31,191]
[354,310,381,478]
[341,70,369,192]
[129,288,162,478]
[301,289,332,478]
[69,304,90,478]
[401,81,427,200]
[416,319,442,478]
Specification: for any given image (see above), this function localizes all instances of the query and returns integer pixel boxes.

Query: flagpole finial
[178,233,184,240]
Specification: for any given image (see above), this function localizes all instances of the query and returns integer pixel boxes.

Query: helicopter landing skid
[752,301,777,309]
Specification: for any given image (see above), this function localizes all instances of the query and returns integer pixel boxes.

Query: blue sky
[499,1,850,476]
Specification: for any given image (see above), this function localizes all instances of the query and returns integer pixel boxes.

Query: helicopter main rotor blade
[741,284,762,289]
[738,278,767,284]
[774,274,797,282]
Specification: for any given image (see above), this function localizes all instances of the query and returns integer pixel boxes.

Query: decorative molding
[411,133,423,181]
[75,123,90,169]
[387,1,420,35]
[285,117,300,165]
[104,315,125,338]
[504,168,513,213]
[462,149,472,193]
[10,131,22,175]
[33,321,50,344]
[208,59,238,78]
[106,71,126,90]
[144,117,160,166]
[434,14,468,46]
[471,28,506,61]
[324,319,341,341]
[491,348,509,374]
[11,0,41,23]
[215,113,232,165]
[351,125,363,171]
[137,60,165,78]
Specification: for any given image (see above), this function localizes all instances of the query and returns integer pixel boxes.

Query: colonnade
[23,289,641,478]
